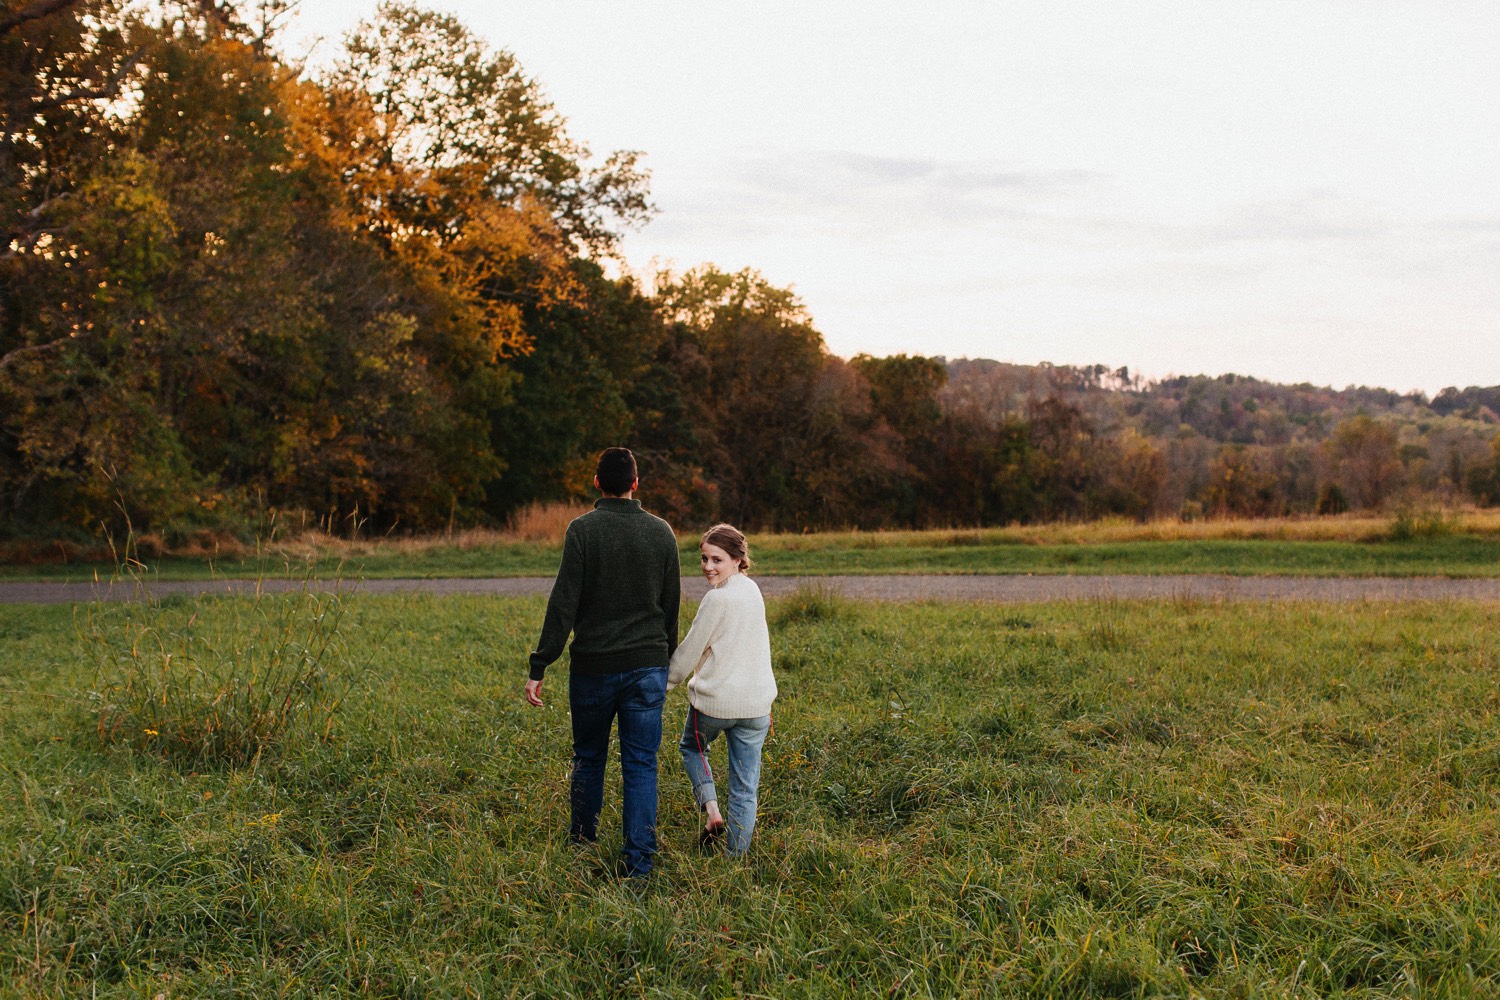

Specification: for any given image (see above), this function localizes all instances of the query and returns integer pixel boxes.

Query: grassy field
[2,591,1498,996]
[4,510,1500,581]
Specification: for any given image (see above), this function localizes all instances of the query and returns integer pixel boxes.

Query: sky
[279,1,1500,395]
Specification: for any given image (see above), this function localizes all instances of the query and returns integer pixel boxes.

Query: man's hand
[524,678,544,707]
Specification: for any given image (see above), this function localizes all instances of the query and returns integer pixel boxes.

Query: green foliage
[2,596,1499,994]
[335,0,652,256]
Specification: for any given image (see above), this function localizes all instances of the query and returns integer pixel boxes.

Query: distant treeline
[4,1,1499,542]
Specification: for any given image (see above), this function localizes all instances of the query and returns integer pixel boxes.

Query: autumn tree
[1466,434,1500,506]
[332,0,651,260]
[1098,428,1167,521]
[1202,445,1282,517]
[1328,415,1403,510]
[1,0,658,537]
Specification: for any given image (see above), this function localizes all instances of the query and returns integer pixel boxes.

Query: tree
[1202,445,1282,517]
[1328,415,1402,510]
[332,1,651,259]
[1098,428,1166,521]
[1466,434,1500,506]
[850,354,946,526]
[1025,396,1099,520]
[655,266,892,530]
[0,1,185,534]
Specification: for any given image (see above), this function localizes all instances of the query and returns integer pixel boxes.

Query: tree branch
[0,334,80,371]
[4,191,70,238]
[0,0,81,37]
[26,46,144,115]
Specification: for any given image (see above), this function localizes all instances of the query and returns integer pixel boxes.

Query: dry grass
[240,502,593,562]
[266,508,1500,563]
[502,500,593,542]
[758,507,1500,551]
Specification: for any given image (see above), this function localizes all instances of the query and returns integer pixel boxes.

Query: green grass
[3,533,1500,582]
[2,593,1498,995]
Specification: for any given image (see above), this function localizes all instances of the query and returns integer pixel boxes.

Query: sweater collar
[594,497,642,513]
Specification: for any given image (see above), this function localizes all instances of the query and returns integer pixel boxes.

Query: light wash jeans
[678,704,770,855]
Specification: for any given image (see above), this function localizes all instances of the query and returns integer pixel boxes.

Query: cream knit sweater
[667,573,778,719]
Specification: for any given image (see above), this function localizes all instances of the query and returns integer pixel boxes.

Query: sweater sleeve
[666,590,722,692]
[528,527,584,680]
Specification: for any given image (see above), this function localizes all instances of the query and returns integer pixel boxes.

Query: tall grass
[772,581,852,625]
[762,507,1500,549]
[2,595,1497,994]
[82,571,356,764]
[11,508,1500,575]
[503,500,593,542]
[1387,501,1459,542]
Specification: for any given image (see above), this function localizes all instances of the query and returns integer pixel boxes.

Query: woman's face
[700,541,741,587]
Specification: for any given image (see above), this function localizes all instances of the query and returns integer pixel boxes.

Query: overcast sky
[281,1,1500,395]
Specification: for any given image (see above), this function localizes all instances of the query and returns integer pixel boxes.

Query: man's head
[594,447,638,497]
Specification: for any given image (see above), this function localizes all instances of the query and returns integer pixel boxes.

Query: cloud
[1190,191,1392,245]
[631,147,1500,395]
[652,148,1112,241]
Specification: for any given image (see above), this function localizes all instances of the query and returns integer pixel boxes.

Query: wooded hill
[939,360,1499,524]
[3,0,1498,542]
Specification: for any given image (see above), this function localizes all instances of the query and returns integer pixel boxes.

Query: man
[525,447,681,877]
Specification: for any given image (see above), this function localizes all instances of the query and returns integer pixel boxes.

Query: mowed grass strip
[1,595,1498,996]
[5,528,1500,581]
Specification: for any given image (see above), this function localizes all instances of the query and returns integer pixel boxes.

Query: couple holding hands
[523,447,778,878]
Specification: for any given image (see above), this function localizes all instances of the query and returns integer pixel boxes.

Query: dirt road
[3,574,1499,604]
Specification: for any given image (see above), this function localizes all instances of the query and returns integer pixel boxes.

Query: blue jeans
[568,666,667,877]
[678,705,770,855]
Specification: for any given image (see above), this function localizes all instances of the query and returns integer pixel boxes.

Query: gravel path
[4,574,1500,604]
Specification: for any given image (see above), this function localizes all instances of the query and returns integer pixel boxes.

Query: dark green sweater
[528,498,681,680]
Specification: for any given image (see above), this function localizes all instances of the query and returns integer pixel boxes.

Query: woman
[667,523,778,855]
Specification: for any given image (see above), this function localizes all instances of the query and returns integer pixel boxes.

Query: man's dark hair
[596,447,638,495]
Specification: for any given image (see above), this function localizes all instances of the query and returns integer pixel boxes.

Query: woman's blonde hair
[700,523,751,571]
